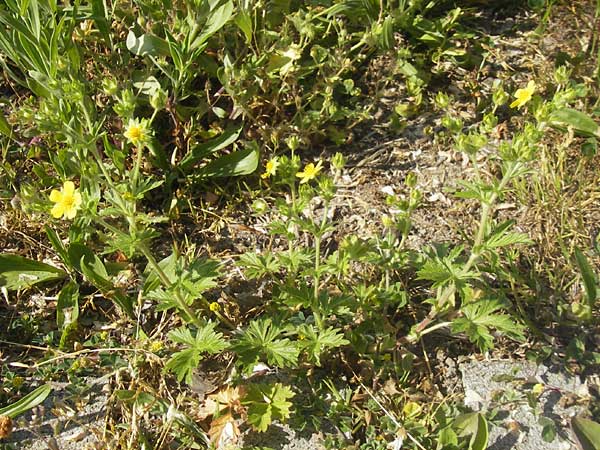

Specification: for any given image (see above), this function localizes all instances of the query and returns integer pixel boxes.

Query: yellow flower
[296,160,323,184]
[49,181,82,219]
[510,80,535,109]
[209,302,220,312]
[261,157,280,179]
[123,118,151,147]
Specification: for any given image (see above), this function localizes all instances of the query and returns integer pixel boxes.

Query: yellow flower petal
[51,204,65,218]
[49,190,62,202]
[63,181,75,195]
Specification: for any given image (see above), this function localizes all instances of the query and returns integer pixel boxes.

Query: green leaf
[237,252,281,279]
[550,108,600,138]
[90,0,111,47]
[126,30,170,57]
[56,281,79,330]
[165,348,201,384]
[234,10,252,44]
[232,319,299,372]
[79,254,134,317]
[297,325,349,366]
[484,220,533,250]
[452,298,525,351]
[196,143,259,178]
[0,111,12,137]
[45,226,70,269]
[179,125,242,172]
[453,412,488,450]
[0,254,66,291]
[539,416,557,443]
[166,323,229,384]
[574,248,598,308]
[572,416,600,450]
[193,0,234,49]
[0,384,52,418]
[243,383,294,432]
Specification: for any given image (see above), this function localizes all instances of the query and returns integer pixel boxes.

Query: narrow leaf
[572,416,600,450]
[0,254,66,291]
[550,108,600,138]
[574,248,598,308]
[0,384,52,418]
[179,125,242,171]
[195,144,259,178]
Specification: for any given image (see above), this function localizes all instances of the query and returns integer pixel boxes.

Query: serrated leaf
[452,298,524,351]
[237,252,281,279]
[243,383,294,432]
[484,220,533,249]
[572,416,600,450]
[0,254,66,291]
[166,323,229,384]
[166,348,201,384]
[297,325,348,365]
[232,319,299,372]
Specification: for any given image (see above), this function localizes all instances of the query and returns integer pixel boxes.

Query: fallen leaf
[208,412,240,449]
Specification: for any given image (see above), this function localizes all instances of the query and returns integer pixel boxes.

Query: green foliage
[572,416,600,450]
[0,384,52,418]
[297,325,348,366]
[242,383,295,432]
[451,298,525,351]
[1,0,598,444]
[0,254,66,290]
[453,412,488,450]
[232,319,299,372]
[165,322,229,384]
[574,248,599,309]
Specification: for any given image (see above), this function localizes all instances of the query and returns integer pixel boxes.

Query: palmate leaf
[297,325,349,366]
[483,220,533,250]
[451,298,524,351]
[237,252,281,279]
[417,245,477,288]
[166,323,229,384]
[243,383,294,432]
[232,319,299,372]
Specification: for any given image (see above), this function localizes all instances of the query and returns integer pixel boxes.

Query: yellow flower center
[128,126,142,140]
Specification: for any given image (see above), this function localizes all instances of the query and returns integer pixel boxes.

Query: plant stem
[138,243,235,330]
[401,161,521,344]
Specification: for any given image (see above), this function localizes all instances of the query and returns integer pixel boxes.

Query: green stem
[405,162,520,342]
[138,243,234,330]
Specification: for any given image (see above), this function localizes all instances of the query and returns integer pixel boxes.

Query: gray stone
[460,360,590,450]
